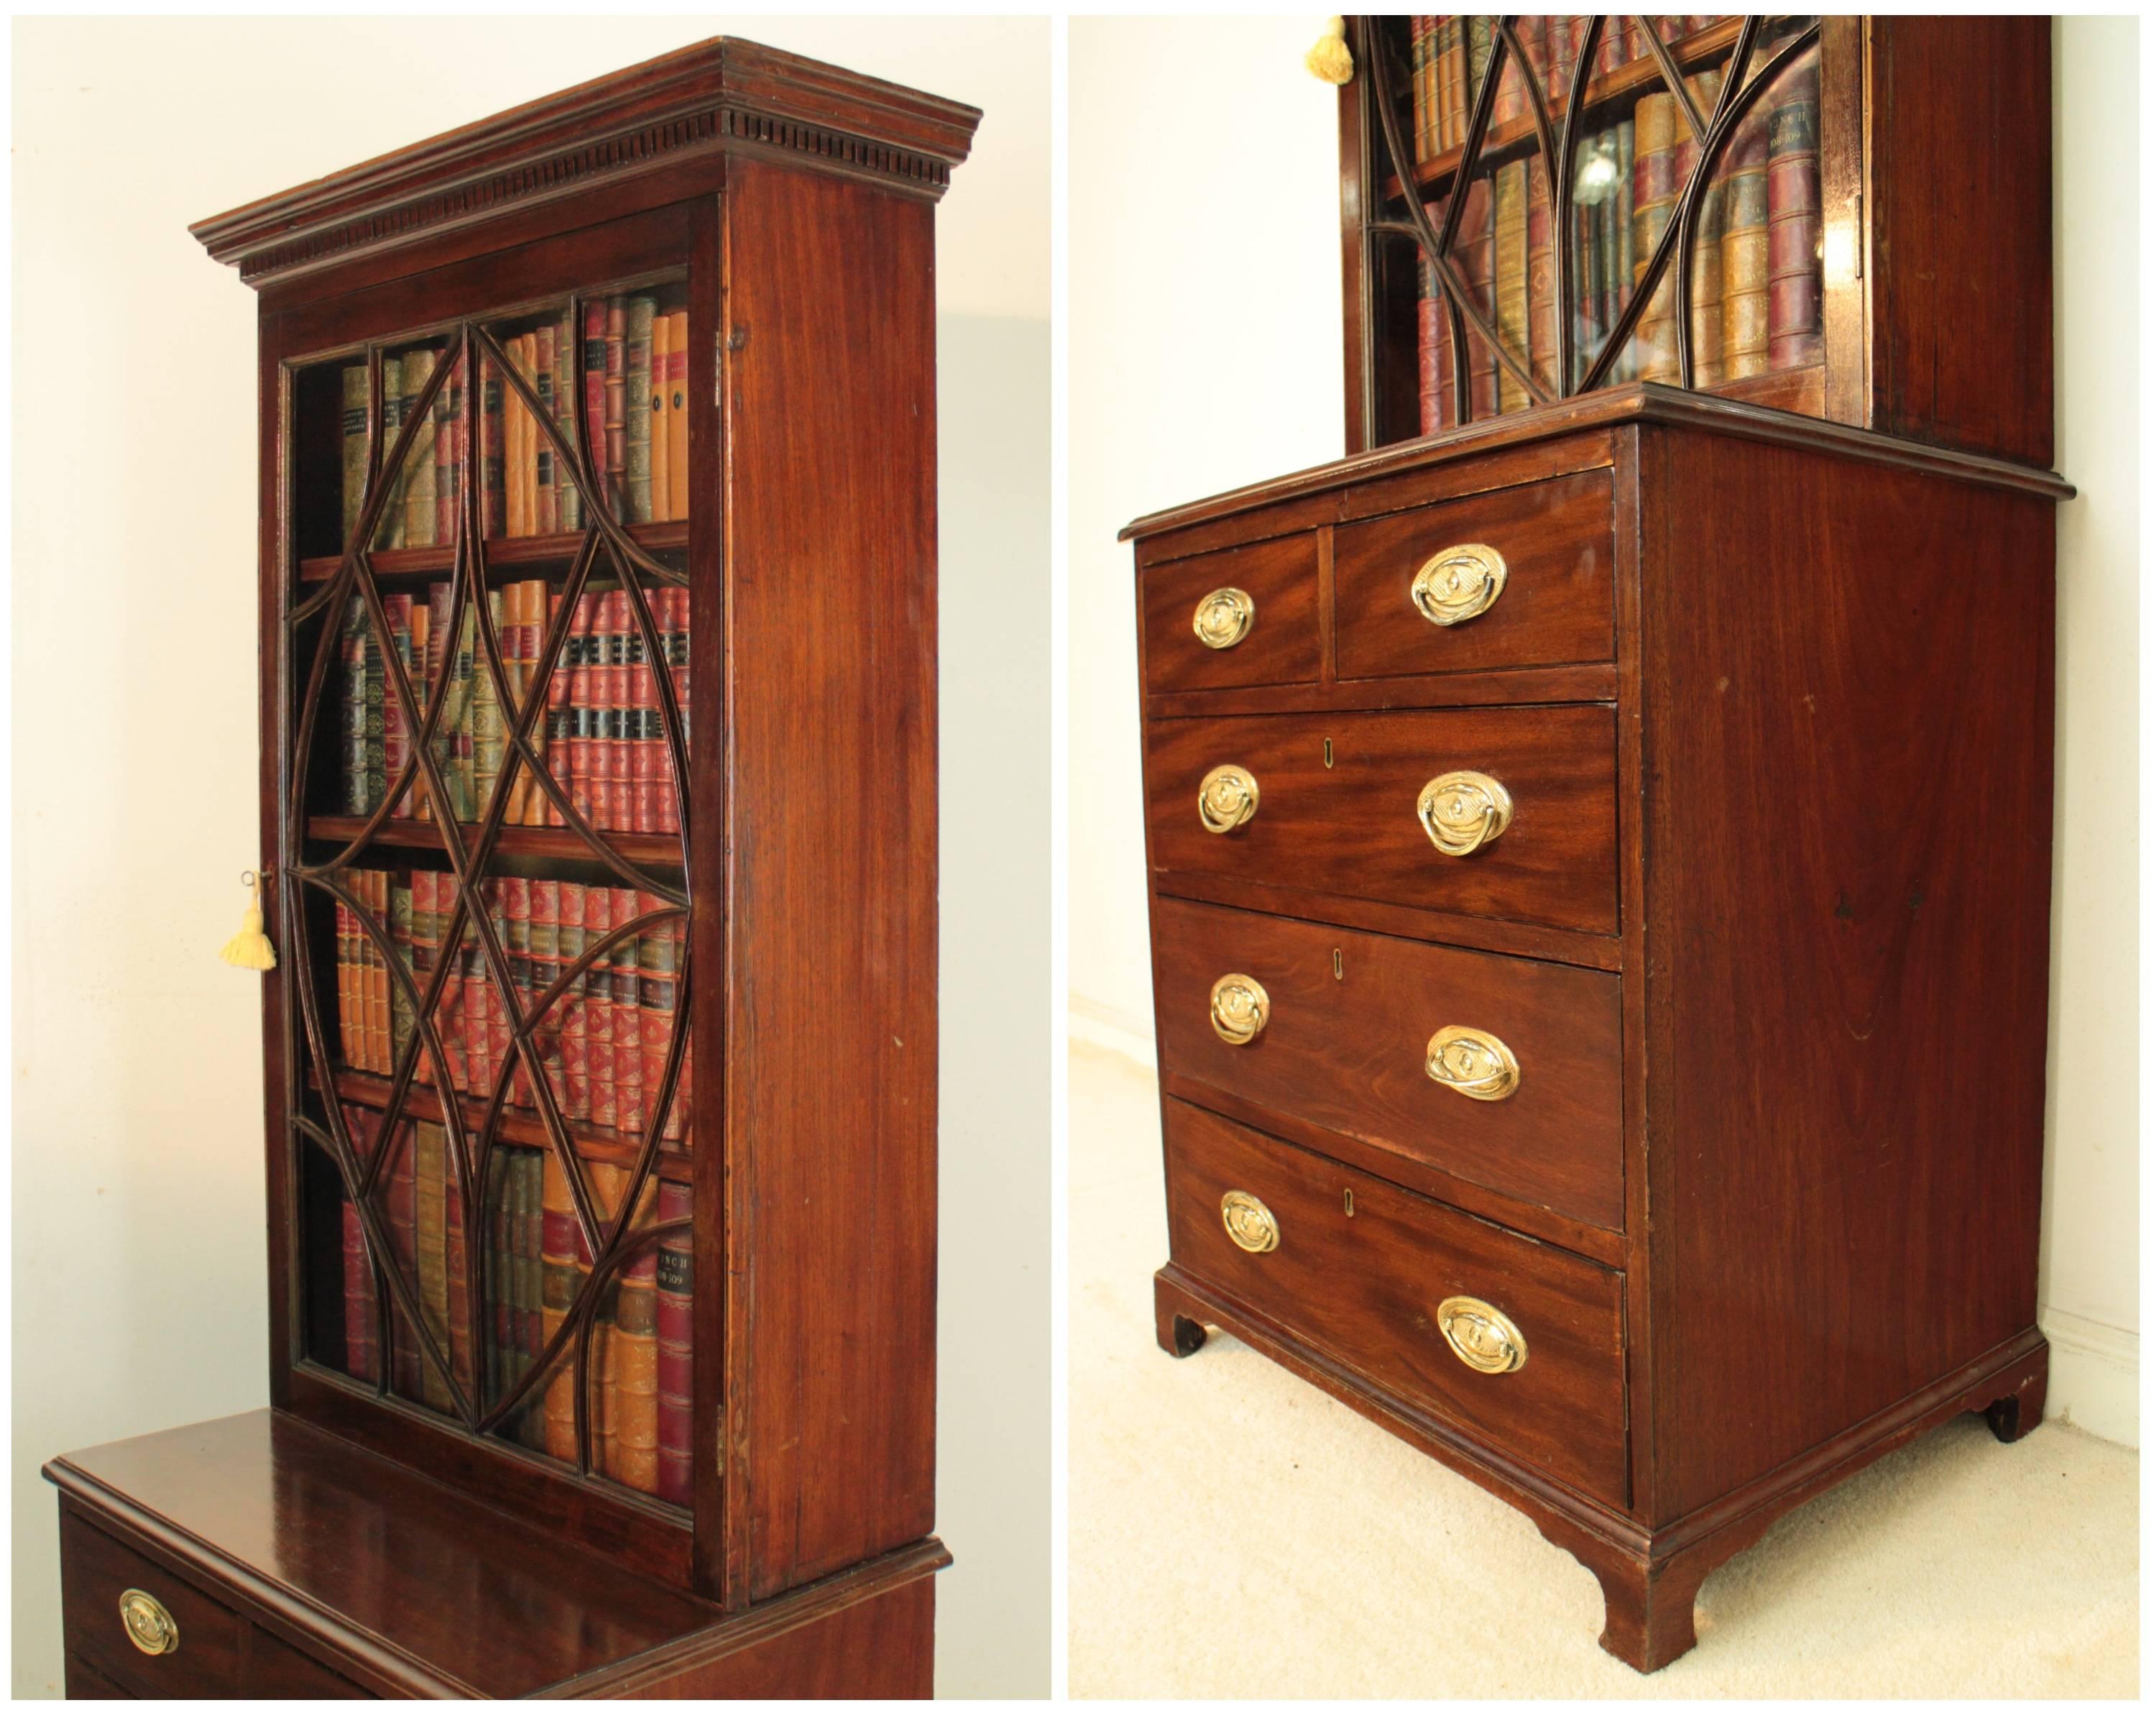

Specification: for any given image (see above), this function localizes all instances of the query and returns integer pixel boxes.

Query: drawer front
[244,1629,371,1698]
[1334,469,1614,679]
[1152,898,1623,1231]
[1145,705,1618,935]
[1164,1099,1628,1506]
[60,1511,243,1698]
[1141,533,1321,694]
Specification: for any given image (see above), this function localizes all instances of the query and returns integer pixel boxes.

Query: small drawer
[1164,1098,1628,1507]
[1143,705,1618,936]
[1151,898,1623,1231]
[60,1510,243,1697]
[1141,533,1320,694]
[1333,470,1614,679]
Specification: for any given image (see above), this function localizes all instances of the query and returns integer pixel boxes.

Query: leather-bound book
[377,1113,418,1401]
[388,877,414,1076]
[409,870,436,1086]
[341,1196,377,1385]
[1439,17,1464,150]
[586,1164,630,1478]
[557,883,591,1124]
[452,603,479,820]
[1612,117,1635,380]
[648,313,672,523]
[364,871,391,1075]
[625,297,657,524]
[612,1229,661,1494]
[423,584,456,816]
[631,661,660,834]
[1720,104,1773,379]
[1516,16,1547,108]
[585,886,617,1132]
[414,1121,451,1413]
[545,591,573,830]
[480,353,506,538]
[529,880,562,1113]
[1766,57,1824,370]
[1630,91,1680,382]
[665,306,688,518]
[401,349,437,548]
[525,579,551,825]
[334,889,355,1067]
[655,1178,693,1505]
[445,1147,474,1402]
[487,1156,514,1404]
[361,611,387,817]
[611,891,646,1137]
[515,1150,548,1451]
[534,324,558,537]
[638,891,677,1136]
[1596,14,1624,75]
[1455,175,1497,420]
[433,354,460,545]
[502,876,532,1108]
[582,300,609,515]
[607,591,636,832]
[1408,17,1429,162]
[1417,254,1442,438]
[503,339,528,538]
[470,589,506,814]
[604,297,629,516]
[461,907,493,1101]
[1465,17,1492,128]
[1526,155,1557,395]
[497,581,530,825]
[1687,81,1727,387]
[380,594,411,817]
[486,881,516,1108]
[568,592,600,825]
[340,364,369,548]
[375,356,406,551]
[539,1150,584,1465]
[666,585,691,757]
[1547,14,1580,108]
[665,914,690,1144]
[407,600,430,822]
[1493,159,1529,412]
[341,597,368,814]
[1493,24,1523,127]
[555,311,582,532]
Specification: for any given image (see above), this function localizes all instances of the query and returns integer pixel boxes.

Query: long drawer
[1144,704,1618,936]
[1164,1099,1629,1507]
[1151,897,1623,1231]
[60,1510,244,1697]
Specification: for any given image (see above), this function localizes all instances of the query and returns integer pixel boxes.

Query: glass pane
[483,1145,549,1451]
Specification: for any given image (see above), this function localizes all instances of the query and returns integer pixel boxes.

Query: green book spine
[341,364,369,548]
[343,597,369,814]
[375,356,406,551]
[362,618,386,814]
[469,590,505,815]
[1493,159,1529,412]
[402,351,437,548]
[389,880,414,1073]
[624,297,657,524]
[517,1151,548,1450]
[556,312,583,532]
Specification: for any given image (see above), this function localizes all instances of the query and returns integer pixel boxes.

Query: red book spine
[445,1159,473,1400]
[533,324,558,538]
[604,298,628,515]
[504,875,532,1107]
[341,1198,377,1384]
[582,300,609,510]
[573,592,603,827]
[482,359,507,539]
[1417,254,1442,438]
[386,1116,422,1400]
[529,878,562,1116]
[409,870,436,1085]
[435,357,460,546]
[1766,58,1824,372]
[655,1179,693,1505]
[632,662,659,835]
[638,891,677,1138]
[612,889,645,1136]
[558,883,591,1124]
[586,886,617,1130]
[605,592,632,833]
[367,871,392,1074]
[441,908,469,1096]
[546,592,572,830]
[486,880,514,1106]
[382,594,413,817]
[464,910,494,1102]
[664,916,690,1144]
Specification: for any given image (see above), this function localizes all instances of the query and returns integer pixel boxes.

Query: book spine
[584,300,611,516]
[540,1150,584,1464]
[362,613,386,816]
[367,871,390,1074]
[632,661,659,835]
[1613,118,1636,380]
[1465,17,1492,122]
[471,589,506,815]
[389,877,414,1075]
[556,312,583,533]
[586,1165,627,1479]
[640,894,678,1137]
[446,1153,474,1402]
[613,1233,660,1494]
[648,311,672,524]
[534,325,559,537]
[1409,17,1430,163]
[341,364,369,547]
[1548,14,1577,106]
[499,581,531,826]
[341,1197,377,1385]
[1517,16,1547,110]
[530,879,563,1113]
[1526,155,1557,395]
[586,886,617,1131]
[569,592,600,826]
[515,1150,548,1450]
[1416,254,1441,438]
[665,914,690,1144]
[402,350,438,549]
[655,587,683,835]
[434,358,459,545]
[464,908,493,1100]
[1720,105,1773,380]
[505,337,529,539]
[488,1155,514,1407]
[546,592,573,830]
[558,883,591,1124]
[382,594,412,817]
[487,880,515,1106]
[415,1121,451,1411]
[655,1179,693,1505]
[385,1117,420,1399]
[625,298,656,524]
[606,591,634,833]
[335,893,354,1066]
[612,889,645,1137]
[410,870,436,1085]
[481,357,506,538]
[342,598,368,814]
[604,298,628,516]
[668,585,691,761]
[666,313,691,518]
[375,357,406,551]
[1631,92,1681,383]
[1766,57,1824,372]
[503,874,532,1108]
[1457,176,1498,421]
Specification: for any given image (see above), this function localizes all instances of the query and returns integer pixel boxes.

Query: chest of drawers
[1123,387,2069,1671]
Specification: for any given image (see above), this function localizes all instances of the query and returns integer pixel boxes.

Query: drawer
[60,1510,243,1697]
[1164,1098,1628,1507]
[1141,533,1321,694]
[1334,470,1613,679]
[1144,705,1618,936]
[245,1627,371,1697]
[1151,898,1623,1231]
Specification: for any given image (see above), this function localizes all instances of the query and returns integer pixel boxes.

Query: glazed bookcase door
[279,273,700,1540]
[1350,14,1850,449]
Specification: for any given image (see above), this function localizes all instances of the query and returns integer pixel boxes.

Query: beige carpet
[1068,1040,2139,1699]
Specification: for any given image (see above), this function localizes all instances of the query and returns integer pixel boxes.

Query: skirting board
[2040,1308,2137,1446]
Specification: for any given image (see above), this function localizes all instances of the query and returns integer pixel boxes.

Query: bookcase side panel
[720,158,941,1601]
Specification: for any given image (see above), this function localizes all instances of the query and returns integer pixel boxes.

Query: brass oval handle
[1193,587,1256,650]
[1426,1025,1520,1101]
[1210,973,1271,1044]
[1436,1295,1529,1374]
[119,1589,179,1656]
[1221,1190,1280,1253]
[1418,770,1512,856]
[1198,764,1260,834]
[1411,543,1508,627]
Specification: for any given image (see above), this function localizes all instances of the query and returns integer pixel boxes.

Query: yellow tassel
[1307,16,1355,86]
[220,870,277,971]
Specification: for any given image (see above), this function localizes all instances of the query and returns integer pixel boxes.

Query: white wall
[1066,17,2137,1444]
[10,17,1049,1698]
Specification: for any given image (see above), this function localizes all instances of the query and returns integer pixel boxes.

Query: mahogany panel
[1141,533,1321,694]
[1636,426,2055,1520]
[61,1510,244,1698]
[1334,469,1615,679]
[63,1655,134,1700]
[242,1628,369,1698]
[720,158,939,1599]
[1151,898,1623,1231]
[613,1577,934,1699]
[1145,704,1619,936]
[1163,1100,1629,1507]
[1146,660,1617,720]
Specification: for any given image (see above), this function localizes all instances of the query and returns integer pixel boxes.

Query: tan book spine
[648,313,672,523]
[666,311,690,520]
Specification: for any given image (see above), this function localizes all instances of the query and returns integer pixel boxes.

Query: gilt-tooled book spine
[1408,17,1429,163]
[666,310,690,522]
[470,589,506,814]
[586,886,617,1131]
[498,581,530,827]
[568,593,599,826]
[415,1121,452,1412]
[648,312,672,524]
[515,1150,549,1451]
[1685,71,1726,386]
[446,1149,474,1402]
[389,877,414,1076]
[1630,91,1680,383]
[407,600,431,822]
[604,298,629,518]
[613,1229,661,1494]
[667,584,691,758]
[607,590,635,832]
[362,617,387,819]
[503,876,532,1108]
[530,879,562,1117]
[665,916,690,1144]
[625,297,657,525]
[401,350,438,549]
[586,1162,628,1478]
[1766,58,1823,372]
[612,891,646,1138]
[342,1197,377,1385]
[481,357,507,539]
[1515,17,1545,116]
[535,326,559,537]
[1465,16,1491,123]
[540,1150,583,1464]
[1720,104,1772,380]
[524,579,550,825]
[1417,254,1442,438]
[487,1157,513,1405]
[639,894,678,1140]
[1548,15,1578,108]
[558,883,591,1124]
[463,907,493,1101]
[1526,155,1556,395]
[1434,18,1457,152]
[341,364,369,548]
[487,881,516,1107]
[434,358,461,546]
[548,592,573,830]
[381,594,412,818]
[583,300,609,517]
[385,1116,420,1401]
[341,597,368,814]
[410,870,437,1085]
[556,312,583,533]
[631,661,660,835]
[503,337,528,540]
[335,893,355,1065]
[655,1178,693,1505]
[376,357,407,551]
[366,871,392,1074]
[1455,176,1497,421]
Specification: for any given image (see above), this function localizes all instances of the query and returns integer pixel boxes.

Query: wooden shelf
[299,518,688,584]
[305,816,683,868]
[1385,19,1747,203]
[318,1067,694,1182]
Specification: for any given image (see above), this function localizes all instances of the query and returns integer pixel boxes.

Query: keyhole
[1344,1188,1355,1218]
[1332,948,1344,981]
[1323,737,1335,769]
